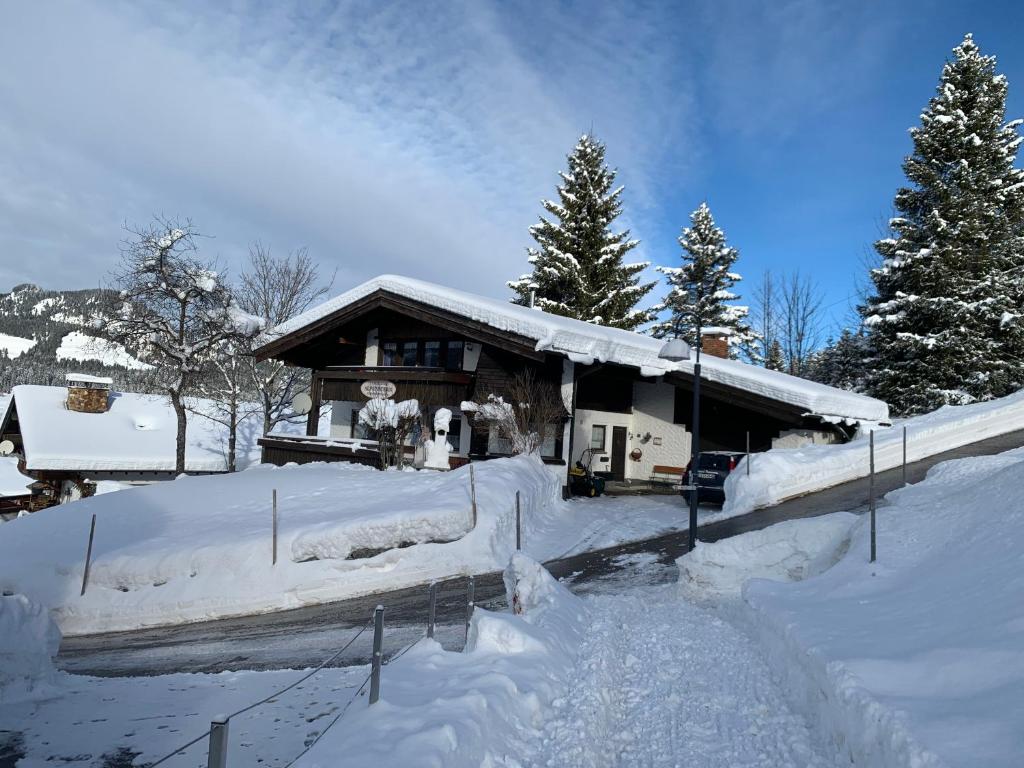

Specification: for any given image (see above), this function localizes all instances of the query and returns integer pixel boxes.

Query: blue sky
[1,1,1022,336]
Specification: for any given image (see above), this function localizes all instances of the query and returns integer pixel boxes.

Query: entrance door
[611,426,628,481]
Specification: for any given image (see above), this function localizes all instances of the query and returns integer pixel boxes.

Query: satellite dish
[292,392,313,416]
[0,440,14,456]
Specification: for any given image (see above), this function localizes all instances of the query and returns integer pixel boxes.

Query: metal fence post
[369,605,384,705]
[902,426,908,486]
[746,431,750,476]
[207,716,229,768]
[272,489,278,566]
[465,575,475,647]
[515,490,522,551]
[426,582,437,639]
[80,514,96,597]
[469,465,478,528]
[869,431,877,564]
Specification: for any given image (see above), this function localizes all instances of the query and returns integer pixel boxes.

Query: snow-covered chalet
[254,275,888,485]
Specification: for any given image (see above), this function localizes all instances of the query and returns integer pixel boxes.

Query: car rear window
[699,454,734,471]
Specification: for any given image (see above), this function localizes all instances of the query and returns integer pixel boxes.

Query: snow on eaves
[265,275,888,422]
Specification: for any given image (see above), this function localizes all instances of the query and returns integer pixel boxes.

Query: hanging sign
[361,380,397,399]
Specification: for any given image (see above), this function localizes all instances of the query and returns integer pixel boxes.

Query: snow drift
[0,456,562,635]
[294,554,586,767]
[742,449,1024,768]
[0,595,62,704]
[676,512,858,600]
[725,387,1024,515]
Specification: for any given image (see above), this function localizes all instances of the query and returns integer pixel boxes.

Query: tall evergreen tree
[651,202,756,359]
[765,339,785,372]
[862,34,1024,415]
[509,134,655,330]
[807,329,869,392]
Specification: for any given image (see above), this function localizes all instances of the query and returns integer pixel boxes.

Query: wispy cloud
[0,0,699,295]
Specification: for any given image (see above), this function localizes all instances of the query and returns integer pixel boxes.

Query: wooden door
[611,426,627,481]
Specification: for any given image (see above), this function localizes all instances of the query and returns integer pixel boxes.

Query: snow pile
[264,275,887,422]
[0,456,562,634]
[13,384,274,472]
[295,554,586,767]
[0,595,62,703]
[0,331,36,358]
[55,330,151,369]
[725,387,1024,514]
[676,512,857,600]
[358,397,420,429]
[423,407,453,469]
[743,449,1024,768]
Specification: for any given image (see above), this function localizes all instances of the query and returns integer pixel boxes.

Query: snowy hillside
[0,283,160,392]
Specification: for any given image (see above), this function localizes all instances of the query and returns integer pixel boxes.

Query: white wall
[572,381,690,481]
[631,381,691,478]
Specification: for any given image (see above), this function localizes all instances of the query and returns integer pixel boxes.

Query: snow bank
[742,449,1024,768]
[0,456,563,634]
[0,595,62,704]
[0,331,36,358]
[676,512,857,600]
[264,275,886,422]
[0,456,32,498]
[725,387,1024,515]
[295,555,586,767]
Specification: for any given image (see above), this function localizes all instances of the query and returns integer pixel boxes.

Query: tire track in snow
[538,586,842,767]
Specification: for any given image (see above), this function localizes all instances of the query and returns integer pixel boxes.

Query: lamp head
[658,337,692,362]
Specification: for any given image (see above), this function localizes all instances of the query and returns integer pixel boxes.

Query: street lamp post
[658,321,702,553]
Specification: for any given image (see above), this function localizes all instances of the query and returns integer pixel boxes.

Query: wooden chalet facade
[255,276,890,485]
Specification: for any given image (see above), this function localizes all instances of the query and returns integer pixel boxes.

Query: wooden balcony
[315,366,474,404]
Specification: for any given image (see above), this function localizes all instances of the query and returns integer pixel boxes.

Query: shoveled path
[537,585,841,767]
[58,428,1024,676]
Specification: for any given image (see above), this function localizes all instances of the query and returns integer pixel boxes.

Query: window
[423,340,441,368]
[380,341,398,367]
[590,425,606,451]
[445,340,464,371]
[351,409,372,440]
[399,341,418,366]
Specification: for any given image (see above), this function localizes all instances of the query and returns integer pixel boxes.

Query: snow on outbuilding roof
[12,385,250,473]
[264,275,889,422]
[0,457,31,497]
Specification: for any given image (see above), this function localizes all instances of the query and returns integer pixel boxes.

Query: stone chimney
[66,373,112,414]
[700,328,732,359]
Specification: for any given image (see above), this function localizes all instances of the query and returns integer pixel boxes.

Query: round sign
[360,380,397,399]
[291,392,313,415]
[0,440,13,456]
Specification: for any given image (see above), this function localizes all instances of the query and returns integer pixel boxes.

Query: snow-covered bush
[358,397,420,468]
[461,370,564,455]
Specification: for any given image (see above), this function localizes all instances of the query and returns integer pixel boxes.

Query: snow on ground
[0,595,61,704]
[55,330,151,369]
[725,386,1024,515]
[265,275,887,422]
[0,331,36,358]
[0,457,561,635]
[737,448,1024,768]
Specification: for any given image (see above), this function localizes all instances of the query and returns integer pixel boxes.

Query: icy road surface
[540,584,840,767]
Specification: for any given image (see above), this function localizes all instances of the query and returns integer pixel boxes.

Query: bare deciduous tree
[102,218,262,474]
[462,370,565,455]
[752,271,780,368]
[237,243,334,435]
[780,271,825,377]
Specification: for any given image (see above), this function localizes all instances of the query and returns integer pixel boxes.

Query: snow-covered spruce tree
[765,339,785,372]
[651,202,756,358]
[508,134,656,330]
[862,34,1024,415]
[103,218,262,474]
[807,329,869,392]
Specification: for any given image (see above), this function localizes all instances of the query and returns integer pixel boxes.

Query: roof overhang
[254,288,546,363]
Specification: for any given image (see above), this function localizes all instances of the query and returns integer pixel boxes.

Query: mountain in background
[0,284,160,393]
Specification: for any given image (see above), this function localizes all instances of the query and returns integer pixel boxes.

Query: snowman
[424,407,454,470]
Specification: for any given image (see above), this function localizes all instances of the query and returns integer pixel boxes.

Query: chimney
[700,328,731,359]
[66,373,112,413]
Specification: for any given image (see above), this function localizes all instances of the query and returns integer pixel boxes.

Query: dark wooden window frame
[378,337,463,371]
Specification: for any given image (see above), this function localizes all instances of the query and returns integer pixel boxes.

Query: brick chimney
[700,328,732,359]
[66,373,112,413]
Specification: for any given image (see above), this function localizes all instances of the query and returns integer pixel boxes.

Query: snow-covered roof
[12,385,257,473]
[265,275,889,422]
[65,373,113,386]
[0,457,31,497]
